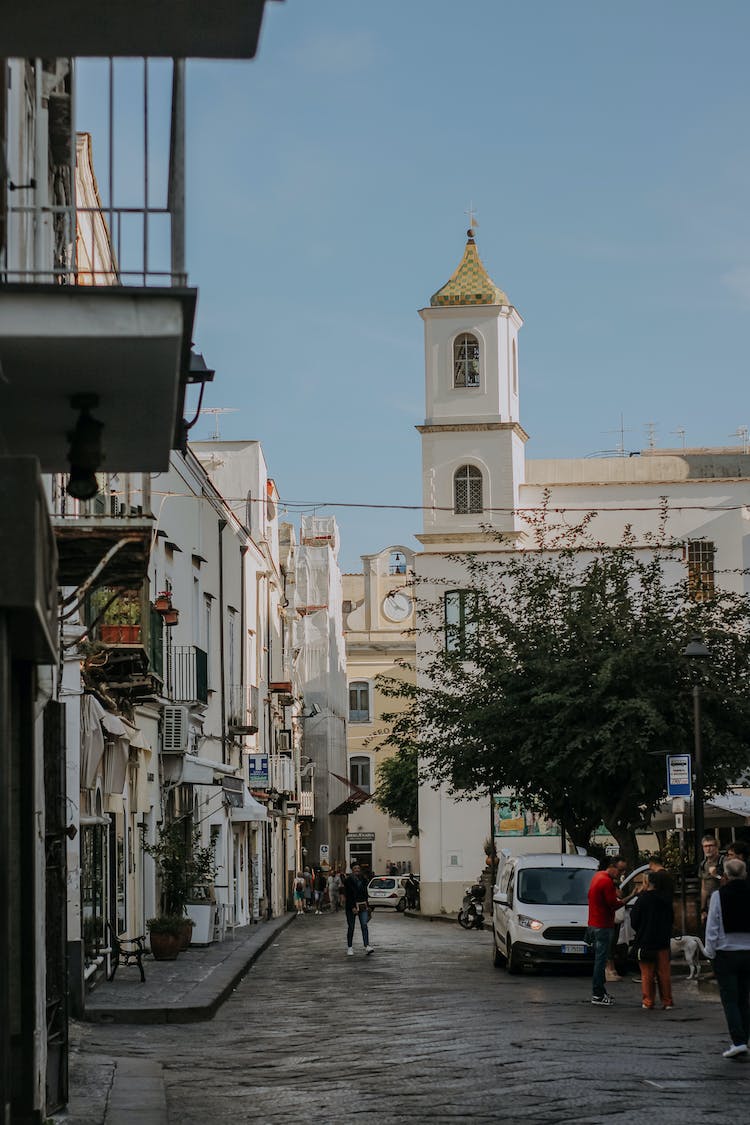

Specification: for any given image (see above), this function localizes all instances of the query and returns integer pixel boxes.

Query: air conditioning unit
[162,705,190,752]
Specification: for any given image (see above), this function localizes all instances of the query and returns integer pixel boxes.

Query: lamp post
[683,635,711,867]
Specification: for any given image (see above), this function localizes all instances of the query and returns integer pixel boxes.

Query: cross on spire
[465,202,479,233]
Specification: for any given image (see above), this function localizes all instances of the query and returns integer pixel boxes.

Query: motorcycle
[457,882,486,929]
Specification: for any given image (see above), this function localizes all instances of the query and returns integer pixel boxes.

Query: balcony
[51,472,153,588]
[167,645,209,706]
[4,0,277,58]
[299,791,315,819]
[86,587,164,693]
[228,685,259,736]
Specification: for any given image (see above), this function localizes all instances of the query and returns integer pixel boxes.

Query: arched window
[453,333,480,388]
[388,550,407,575]
[349,755,371,793]
[454,465,483,514]
[348,681,370,723]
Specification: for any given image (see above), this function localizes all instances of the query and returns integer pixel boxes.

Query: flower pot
[148,930,181,961]
[99,623,142,645]
[163,608,179,627]
[154,593,172,613]
[177,918,194,951]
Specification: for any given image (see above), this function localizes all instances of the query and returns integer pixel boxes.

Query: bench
[106,921,147,982]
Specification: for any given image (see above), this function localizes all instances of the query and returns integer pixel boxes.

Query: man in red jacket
[588,857,626,1006]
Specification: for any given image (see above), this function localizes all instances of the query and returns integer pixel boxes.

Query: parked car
[367,875,407,912]
[492,852,599,972]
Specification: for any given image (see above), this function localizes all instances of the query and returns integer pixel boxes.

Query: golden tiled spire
[430,229,508,307]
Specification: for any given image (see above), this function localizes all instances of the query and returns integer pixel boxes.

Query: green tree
[377,505,750,868]
[374,744,419,838]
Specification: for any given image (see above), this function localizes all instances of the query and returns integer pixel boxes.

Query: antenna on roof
[671,427,686,449]
[645,421,658,450]
[730,426,749,455]
[200,407,239,440]
[603,413,633,457]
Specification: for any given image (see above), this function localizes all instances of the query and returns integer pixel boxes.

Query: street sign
[667,754,692,798]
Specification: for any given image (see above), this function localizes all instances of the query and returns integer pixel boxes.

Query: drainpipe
[218,519,227,763]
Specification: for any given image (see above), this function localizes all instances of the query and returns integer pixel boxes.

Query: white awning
[228,785,268,822]
[648,791,750,830]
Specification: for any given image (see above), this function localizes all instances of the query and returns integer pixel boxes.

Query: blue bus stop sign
[667,754,692,798]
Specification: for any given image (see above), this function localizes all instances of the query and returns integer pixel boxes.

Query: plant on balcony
[154,590,173,613]
[91,586,142,626]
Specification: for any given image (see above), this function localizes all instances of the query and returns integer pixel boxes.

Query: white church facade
[414,230,750,915]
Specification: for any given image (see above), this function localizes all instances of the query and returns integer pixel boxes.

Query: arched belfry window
[454,465,483,514]
[453,333,480,388]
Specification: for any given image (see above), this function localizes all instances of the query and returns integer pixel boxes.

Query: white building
[415,229,750,914]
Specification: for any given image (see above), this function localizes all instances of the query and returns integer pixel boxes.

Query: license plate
[561,942,587,955]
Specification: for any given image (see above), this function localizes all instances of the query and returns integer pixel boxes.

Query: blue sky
[77,1,750,572]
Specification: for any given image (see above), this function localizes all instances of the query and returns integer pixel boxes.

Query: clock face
[382,591,412,622]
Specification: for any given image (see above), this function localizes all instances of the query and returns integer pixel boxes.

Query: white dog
[670,935,709,979]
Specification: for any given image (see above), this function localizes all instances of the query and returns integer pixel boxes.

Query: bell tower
[416,229,527,551]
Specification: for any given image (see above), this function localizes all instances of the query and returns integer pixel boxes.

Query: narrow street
[69,912,747,1124]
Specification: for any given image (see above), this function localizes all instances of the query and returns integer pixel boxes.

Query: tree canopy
[376,507,750,867]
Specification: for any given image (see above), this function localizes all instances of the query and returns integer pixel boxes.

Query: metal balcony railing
[168,645,208,705]
[228,684,259,733]
[299,791,314,818]
[5,59,186,287]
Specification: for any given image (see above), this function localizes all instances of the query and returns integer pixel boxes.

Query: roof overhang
[0,0,280,58]
[0,285,196,472]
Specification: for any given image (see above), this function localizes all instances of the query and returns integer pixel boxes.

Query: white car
[367,875,407,912]
[492,853,599,972]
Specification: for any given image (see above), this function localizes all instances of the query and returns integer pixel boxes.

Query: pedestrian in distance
[293,872,305,916]
[705,857,750,1059]
[314,867,327,913]
[587,856,627,1006]
[327,869,342,912]
[630,871,674,1010]
[342,861,374,957]
[699,833,726,928]
[303,867,313,913]
[647,854,675,906]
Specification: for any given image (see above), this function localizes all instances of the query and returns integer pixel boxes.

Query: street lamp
[683,634,711,866]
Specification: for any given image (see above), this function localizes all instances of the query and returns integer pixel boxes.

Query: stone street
[67,912,747,1124]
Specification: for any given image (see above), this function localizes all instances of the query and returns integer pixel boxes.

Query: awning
[228,785,268,822]
[648,791,750,831]
[164,754,242,786]
[329,771,371,817]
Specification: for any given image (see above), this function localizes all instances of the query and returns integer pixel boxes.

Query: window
[454,333,480,388]
[444,589,479,655]
[686,540,715,602]
[348,681,370,723]
[454,464,483,514]
[350,755,372,793]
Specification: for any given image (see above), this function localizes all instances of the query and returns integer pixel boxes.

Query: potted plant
[91,586,143,644]
[144,821,216,946]
[146,915,183,961]
[154,590,173,614]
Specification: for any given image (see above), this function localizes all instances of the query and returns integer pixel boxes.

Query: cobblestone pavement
[67,911,748,1124]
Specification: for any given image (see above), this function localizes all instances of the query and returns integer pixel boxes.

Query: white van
[492,853,599,972]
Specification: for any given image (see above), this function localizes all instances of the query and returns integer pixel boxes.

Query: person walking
[327,869,342,912]
[587,856,626,1006]
[342,861,374,957]
[705,857,750,1059]
[302,867,313,913]
[630,871,674,1010]
[314,868,326,914]
[292,872,305,917]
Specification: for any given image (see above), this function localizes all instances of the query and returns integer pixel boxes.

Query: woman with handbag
[630,871,674,1010]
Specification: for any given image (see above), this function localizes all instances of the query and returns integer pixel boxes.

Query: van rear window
[517,868,595,906]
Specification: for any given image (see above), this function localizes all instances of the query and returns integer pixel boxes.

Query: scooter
[457,883,486,929]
